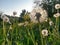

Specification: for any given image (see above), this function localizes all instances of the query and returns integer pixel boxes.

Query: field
[0,15,60,45]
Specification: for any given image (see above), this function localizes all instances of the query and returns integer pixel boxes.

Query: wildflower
[55,4,60,9]
[30,7,48,23]
[1,14,5,19]
[42,29,48,37]
[30,9,38,23]
[1,15,11,24]
[49,21,54,26]
[53,13,60,18]
[13,11,17,16]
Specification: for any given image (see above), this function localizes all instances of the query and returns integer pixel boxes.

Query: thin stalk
[31,27,36,45]
[25,27,30,45]
[2,20,5,45]
[16,28,18,45]
[36,41,38,45]
[26,27,35,45]
[56,17,59,36]
[56,10,59,34]
[27,38,29,45]
[39,24,43,45]
[24,27,29,45]
[11,28,13,45]
[44,37,47,45]
[14,16,17,36]
[8,40,12,45]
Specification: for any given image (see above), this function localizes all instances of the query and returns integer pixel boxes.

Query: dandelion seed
[1,14,11,24]
[49,21,54,26]
[39,16,48,23]
[30,7,48,23]
[42,29,48,37]
[53,13,60,18]
[55,4,60,9]
[39,17,45,23]
[1,14,5,19]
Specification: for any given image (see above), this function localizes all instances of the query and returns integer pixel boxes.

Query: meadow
[0,12,60,45]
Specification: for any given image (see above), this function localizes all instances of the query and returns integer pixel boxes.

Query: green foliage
[0,17,60,45]
[42,0,60,17]
[0,0,60,45]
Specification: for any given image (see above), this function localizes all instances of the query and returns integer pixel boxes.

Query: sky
[0,0,33,17]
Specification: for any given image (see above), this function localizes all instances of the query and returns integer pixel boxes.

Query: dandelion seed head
[13,11,17,16]
[30,7,48,23]
[55,4,60,9]
[1,14,11,24]
[49,21,54,26]
[42,29,48,37]
[53,13,60,17]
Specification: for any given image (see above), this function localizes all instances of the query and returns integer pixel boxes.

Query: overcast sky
[0,0,33,16]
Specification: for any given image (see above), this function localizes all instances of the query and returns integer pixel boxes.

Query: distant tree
[34,0,60,17]
[19,9,30,22]
[41,0,60,17]
[19,9,26,22]
[23,12,30,22]
[20,9,26,17]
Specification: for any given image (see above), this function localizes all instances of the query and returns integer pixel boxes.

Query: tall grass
[0,16,60,45]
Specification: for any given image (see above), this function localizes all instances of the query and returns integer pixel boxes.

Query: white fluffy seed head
[3,16,9,22]
[1,14,11,24]
[53,13,60,18]
[49,21,54,26]
[55,4,60,9]
[42,29,48,37]
[30,7,48,23]
[1,15,9,22]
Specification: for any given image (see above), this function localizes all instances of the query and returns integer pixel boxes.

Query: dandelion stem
[39,24,43,45]
[26,27,35,45]
[56,17,59,36]
[2,20,5,45]
[44,37,47,45]
[27,38,29,45]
